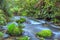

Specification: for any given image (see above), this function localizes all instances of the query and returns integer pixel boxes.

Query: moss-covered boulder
[16,18,26,23]
[36,30,53,38]
[18,36,30,40]
[7,23,23,36]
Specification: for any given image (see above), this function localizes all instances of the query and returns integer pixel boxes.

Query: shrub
[7,23,23,36]
[18,36,30,40]
[36,30,52,38]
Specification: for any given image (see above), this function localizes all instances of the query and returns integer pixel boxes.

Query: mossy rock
[16,18,26,23]
[0,32,4,37]
[7,23,23,36]
[18,36,30,40]
[36,30,53,38]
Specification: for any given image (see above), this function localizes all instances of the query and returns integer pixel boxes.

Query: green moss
[7,23,23,36]
[18,36,30,40]
[13,27,23,36]
[16,18,26,23]
[19,18,26,23]
[36,30,52,38]
[0,32,4,37]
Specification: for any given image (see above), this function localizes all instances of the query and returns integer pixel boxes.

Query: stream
[3,16,60,40]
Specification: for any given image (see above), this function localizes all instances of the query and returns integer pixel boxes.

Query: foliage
[51,18,60,26]
[0,9,6,25]
[36,30,52,38]
[35,0,60,23]
[38,0,56,19]
[0,0,60,24]
[18,36,30,40]
[0,9,4,14]
[2,0,39,17]
[7,23,23,36]
[0,32,4,37]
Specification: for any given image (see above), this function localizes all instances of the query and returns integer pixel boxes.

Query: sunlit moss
[7,23,23,36]
[36,30,52,38]
[18,36,30,40]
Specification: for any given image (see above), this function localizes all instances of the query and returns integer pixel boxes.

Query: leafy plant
[7,23,23,36]
[36,30,52,38]
[18,36,30,40]
[21,11,27,16]
[0,9,6,25]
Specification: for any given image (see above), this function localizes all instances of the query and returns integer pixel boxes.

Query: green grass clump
[36,30,52,38]
[7,23,23,36]
[18,36,30,40]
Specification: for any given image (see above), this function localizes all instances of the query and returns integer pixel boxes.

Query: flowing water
[3,16,60,40]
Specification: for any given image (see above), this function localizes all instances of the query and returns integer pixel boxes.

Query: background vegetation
[0,0,60,25]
